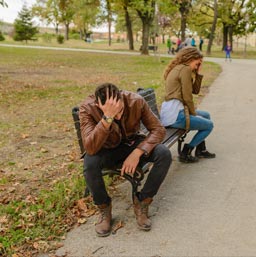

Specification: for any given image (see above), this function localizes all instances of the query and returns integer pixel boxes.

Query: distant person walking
[224,42,232,62]
[199,37,204,51]
[167,36,172,54]
[184,35,192,46]
[176,37,182,52]
[191,37,196,47]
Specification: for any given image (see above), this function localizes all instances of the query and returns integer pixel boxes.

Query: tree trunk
[124,6,134,50]
[179,0,191,42]
[206,0,218,55]
[65,23,69,40]
[79,29,83,40]
[222,24,228,50]
[106,0,112,46]
[180,14,186,42]
[108,20,111,46]
[162,33,165,44]
[140,20,150,55]
[136,0,155,55]
[228,25,233,50]
[55,23,59,35]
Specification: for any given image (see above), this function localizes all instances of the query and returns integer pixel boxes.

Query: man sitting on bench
[79,82,172,237]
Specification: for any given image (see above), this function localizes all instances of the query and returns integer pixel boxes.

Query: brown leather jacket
[79,90,166,156]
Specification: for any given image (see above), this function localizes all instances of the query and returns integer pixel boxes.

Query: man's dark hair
[95,83,121,105]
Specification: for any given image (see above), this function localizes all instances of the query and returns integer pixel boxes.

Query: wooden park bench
[139,45,158,52]
[72,88,187,199]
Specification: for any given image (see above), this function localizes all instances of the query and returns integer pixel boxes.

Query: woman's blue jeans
[171,109,213,148]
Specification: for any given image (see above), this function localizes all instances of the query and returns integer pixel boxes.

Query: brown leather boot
[133,196,153,231]
[95,203,112,237]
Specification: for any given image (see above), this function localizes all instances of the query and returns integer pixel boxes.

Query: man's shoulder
[121,90,145,110]
[121,90,144,101]
[79,94,95,111]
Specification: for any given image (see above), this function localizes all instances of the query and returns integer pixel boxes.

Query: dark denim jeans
[83,138,172,205]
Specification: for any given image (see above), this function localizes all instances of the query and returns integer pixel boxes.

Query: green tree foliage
[246,0,256,33]
[32,0,62,34]
[33,0,75,40]
[113,0,137,50]
[13,5,38,43]
[187,0,255,52]
[0,0,7,7]
[59,0,75,40]
[27,0,254,53]
[131,0,156,55]
[217,0,251,50]
[158,0,180,42]
[0,30,5,41]
[188,0,220,54]
[234,0,256,35]
[178,0,192,41]
[72,0,100,40]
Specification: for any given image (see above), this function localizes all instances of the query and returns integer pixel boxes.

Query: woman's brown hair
[163,47,203,80]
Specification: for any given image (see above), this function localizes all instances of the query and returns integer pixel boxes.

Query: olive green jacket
[165,64,203,116]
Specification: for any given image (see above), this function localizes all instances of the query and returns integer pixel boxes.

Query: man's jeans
[171,109,213,148]
[83,138,172,206]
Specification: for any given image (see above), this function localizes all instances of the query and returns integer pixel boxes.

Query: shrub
[0,31,5,41]
[41,32,53,43]
[57,34,64,44]
[69,33,80,40]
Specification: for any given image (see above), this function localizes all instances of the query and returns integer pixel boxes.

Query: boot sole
[179,158,199,163]
[195,155,216,159]
[137,224,151,231]
[96,231,111,237]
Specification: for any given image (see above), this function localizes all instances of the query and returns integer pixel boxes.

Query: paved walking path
[51,56,256,257]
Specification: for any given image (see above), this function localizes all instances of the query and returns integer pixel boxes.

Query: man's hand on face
[97,88,122,118]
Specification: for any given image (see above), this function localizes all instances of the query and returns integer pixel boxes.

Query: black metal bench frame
[72,88,187,198]
[139,45,158,52]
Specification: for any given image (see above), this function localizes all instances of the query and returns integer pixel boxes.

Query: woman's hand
[196,59,203,73]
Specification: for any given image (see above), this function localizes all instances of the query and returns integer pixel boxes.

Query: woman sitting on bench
[160,47,216,163]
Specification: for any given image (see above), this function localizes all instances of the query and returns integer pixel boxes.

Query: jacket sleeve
[192,73,203,95]
[79,104,111,155]
[136,99,166,156]
[179,66,196,115]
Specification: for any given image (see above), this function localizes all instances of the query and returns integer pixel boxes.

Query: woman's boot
[195,141,216,158]
[179,144,199,163]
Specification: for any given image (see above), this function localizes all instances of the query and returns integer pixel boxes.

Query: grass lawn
[0,45,221,256]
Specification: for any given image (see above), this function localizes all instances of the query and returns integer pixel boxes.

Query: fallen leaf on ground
[21,134,29,139]
[112,220,124,234]
[78,218,87,224]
